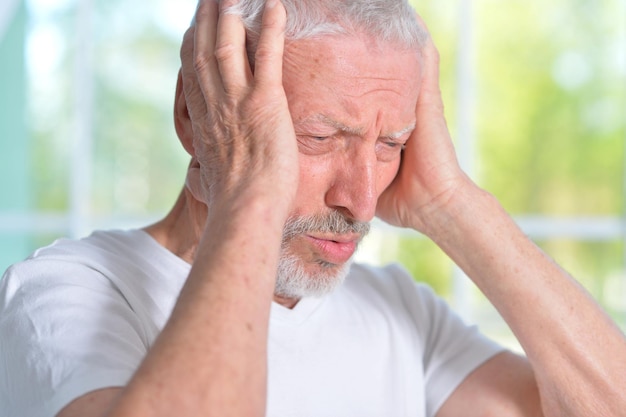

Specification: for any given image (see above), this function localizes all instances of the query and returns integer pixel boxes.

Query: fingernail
[266,0,278,8]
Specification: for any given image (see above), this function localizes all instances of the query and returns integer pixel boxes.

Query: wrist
[419,178,496,242]
[206,190,291,235]
[189,194,289,299]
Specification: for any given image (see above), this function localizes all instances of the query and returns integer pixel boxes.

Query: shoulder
[1,228,189,334]
[22,228,162,271]
[0,229,180,417]
[2,228,186,294]
[5,229,147,276]
[1,231,128,300]
[0,229,160,333]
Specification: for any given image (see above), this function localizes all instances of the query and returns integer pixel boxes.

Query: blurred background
[0,0,625,350]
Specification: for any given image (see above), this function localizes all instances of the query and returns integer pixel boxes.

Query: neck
[144,188,205,264]
[144,188,301,309]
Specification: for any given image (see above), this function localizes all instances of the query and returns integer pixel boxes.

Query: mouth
[304,234,360,265]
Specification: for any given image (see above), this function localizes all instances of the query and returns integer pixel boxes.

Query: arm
[432,181,626,417]
[58,1,297,416]
[378,17,626,417]
[437,352,542,417]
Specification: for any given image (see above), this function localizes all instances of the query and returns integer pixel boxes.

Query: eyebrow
[300,114,415,140]
[382,123,416,139]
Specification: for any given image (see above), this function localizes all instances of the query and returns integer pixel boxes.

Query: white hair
[195,0,427,59]
[235,0,425,45]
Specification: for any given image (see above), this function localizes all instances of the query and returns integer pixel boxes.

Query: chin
[274,253,353,299]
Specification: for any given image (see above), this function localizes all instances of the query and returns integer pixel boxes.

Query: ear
[174,69,195,157]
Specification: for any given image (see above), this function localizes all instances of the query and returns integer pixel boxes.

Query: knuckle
[432,46,441,61]
[183,26,195,42]
[239,96,260,115]
[430,53,440,67]
[180,31,195,62]
[261,16,282,32]
[427,41,440,60]
[195,4,212,21]
[254,45,279,65]
[213,42,236,63]
[258,15,286,39]
[193,52,214,73]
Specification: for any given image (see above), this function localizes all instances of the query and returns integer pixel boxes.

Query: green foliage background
[385,0,626,332]
[3,0,625,336]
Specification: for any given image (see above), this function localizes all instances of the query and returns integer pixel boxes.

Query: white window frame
[0,0,624,334]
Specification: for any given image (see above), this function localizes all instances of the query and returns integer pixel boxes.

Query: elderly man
[1,0,625,416]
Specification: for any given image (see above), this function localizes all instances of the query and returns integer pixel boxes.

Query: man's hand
[180,0,298,218]
[377,14,626,417]
[96,3,298,416]
[376,17,470,234]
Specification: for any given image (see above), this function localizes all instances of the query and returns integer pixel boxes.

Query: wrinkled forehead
[281,34,422,132]
[282,34,422,95]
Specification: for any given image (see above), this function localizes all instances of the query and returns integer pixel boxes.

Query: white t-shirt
[0,229,503,417]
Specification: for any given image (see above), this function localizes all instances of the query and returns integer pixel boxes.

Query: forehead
[282,35,422,131]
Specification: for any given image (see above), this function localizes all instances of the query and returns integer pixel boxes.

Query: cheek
[292,154,334,213]
[377,158,402,195]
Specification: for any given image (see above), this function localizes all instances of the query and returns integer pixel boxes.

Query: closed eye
[383,140,408,151]
[296,134,341,155]
[384,141,403,149]
[376,139,407,162]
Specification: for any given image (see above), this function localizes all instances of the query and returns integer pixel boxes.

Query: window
[1,0,625,349]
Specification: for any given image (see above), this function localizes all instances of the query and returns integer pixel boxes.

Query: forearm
[103,1,300,414]
[424,180,626,416]
[108,198,286,417]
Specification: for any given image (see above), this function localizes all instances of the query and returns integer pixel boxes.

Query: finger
[413,13,443,111]
[215,0,253,92]
[253,0,287,88]
[180,26,198,94]
[194,0,222,96]
[180,26,209,122]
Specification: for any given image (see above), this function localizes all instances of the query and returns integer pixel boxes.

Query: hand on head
[376,15,469,234]
[177,0,299,220]
[177,1,469,237]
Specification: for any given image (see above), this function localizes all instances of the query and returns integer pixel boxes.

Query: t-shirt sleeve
[389,263,505,417]
[0,259,148,417]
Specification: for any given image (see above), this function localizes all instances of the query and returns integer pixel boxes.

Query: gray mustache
[282,211,370,242]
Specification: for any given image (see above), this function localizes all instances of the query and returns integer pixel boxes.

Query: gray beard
[274,250,353,299]
[273,211,370,299]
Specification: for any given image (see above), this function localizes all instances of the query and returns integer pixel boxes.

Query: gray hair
[195,0,426,57]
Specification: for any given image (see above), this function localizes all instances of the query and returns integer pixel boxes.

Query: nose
[325,152,378,223]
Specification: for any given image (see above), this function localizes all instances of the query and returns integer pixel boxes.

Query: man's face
[274,34,422,299]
